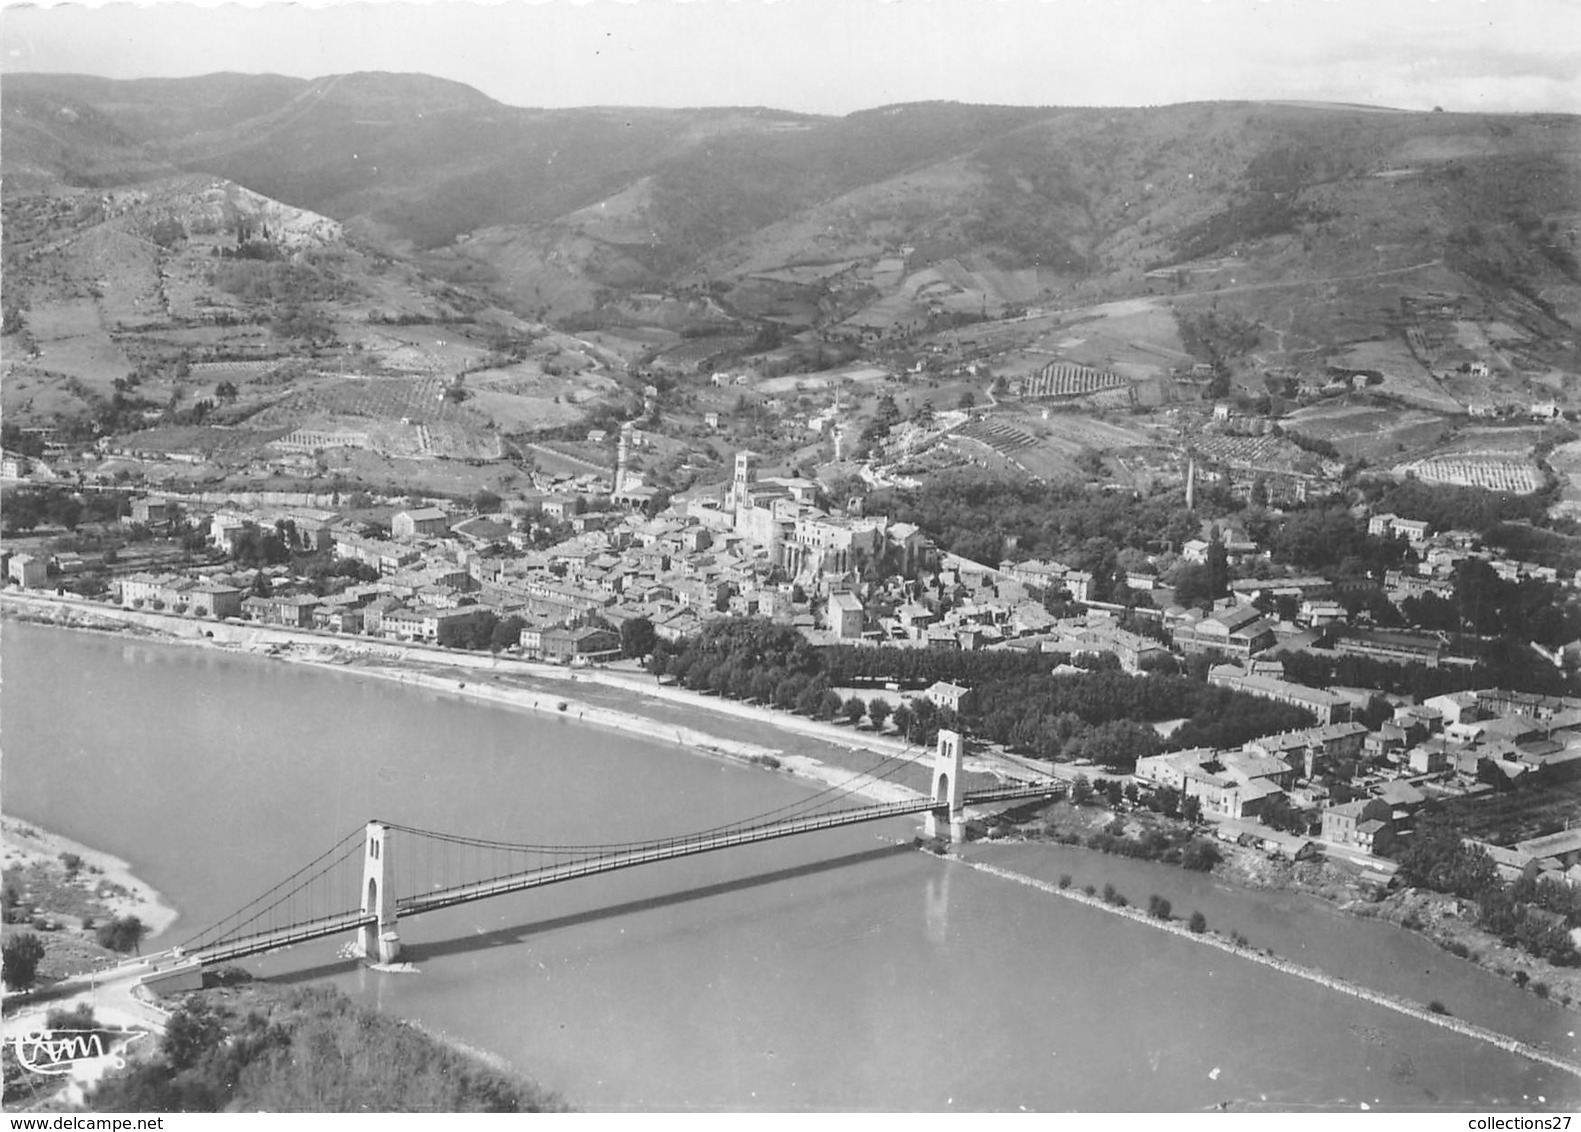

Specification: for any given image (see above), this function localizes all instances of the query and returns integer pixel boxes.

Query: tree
[957,391,976,409]
[819,689,844,719]
[96,915,146,953]
[891,703,914,739]
[2,932,46,989]
[620,617,657,659]
[1188,910,1208,934]
[843,696,867,725]
[868,697,892,730]
[1147,895,1173,920]
[490,616,525,653]
[473,489,502,513]
[1070,774,1093,806]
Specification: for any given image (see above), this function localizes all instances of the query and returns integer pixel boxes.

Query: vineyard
[954,418,1036,453]
[248,374,492,432]
[1012,361,1127,400]
[1393,454,1544,494]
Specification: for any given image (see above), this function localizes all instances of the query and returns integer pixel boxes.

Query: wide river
[4,621,1580,1111]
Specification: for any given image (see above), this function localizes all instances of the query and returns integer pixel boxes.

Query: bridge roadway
[183,783,1060,966]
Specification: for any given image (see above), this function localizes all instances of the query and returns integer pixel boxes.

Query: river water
[4,621,1579,1111]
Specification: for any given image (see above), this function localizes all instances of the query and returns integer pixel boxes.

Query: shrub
[1147,895,1173,921]
[1102,883,1117,903]
[1514,970,1530,988]
[1534,982,1551,999]
[96,914,146,953]
[2,932,46,989]
[1057,874,1072,889]
[1428,1000,1450,1015]
[1181,839,1221,872]
[1188,910,1208,934]
[1083,884,1096,897]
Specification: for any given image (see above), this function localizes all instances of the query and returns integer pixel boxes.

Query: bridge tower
[924,729,967,843]
[358,821,401,964]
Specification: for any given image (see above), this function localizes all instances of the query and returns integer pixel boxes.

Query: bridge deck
[179,784,1060,964]
[189,909,376,965]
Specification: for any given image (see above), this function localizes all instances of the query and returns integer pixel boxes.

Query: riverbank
[0,593,967,807]
[2,815,179,976]
[8,593,1578,1052]
[954,850,1581,1085]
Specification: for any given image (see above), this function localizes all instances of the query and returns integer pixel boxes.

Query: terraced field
[1392,452,1545,493]
[954,418,1036,452]
[1013,361,1127,399]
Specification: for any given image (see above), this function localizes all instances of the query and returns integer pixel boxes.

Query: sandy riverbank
[2,815,179,941]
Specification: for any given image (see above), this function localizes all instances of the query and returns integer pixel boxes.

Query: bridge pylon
[357,821,401,964]
[924,729,967,843]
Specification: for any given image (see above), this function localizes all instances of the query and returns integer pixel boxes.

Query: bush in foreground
[90,985,565,1113]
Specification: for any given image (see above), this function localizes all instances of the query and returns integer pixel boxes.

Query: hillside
[83,981,566,1112]
[4,72,1579,488]
[0,169,633,485]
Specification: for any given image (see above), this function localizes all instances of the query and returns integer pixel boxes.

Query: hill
[4,73,1579,477]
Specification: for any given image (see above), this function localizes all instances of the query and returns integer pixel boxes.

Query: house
[540,625,621,663]
[1244,721,1369,778]
[128,497,172,526]
[186,582,244,619]
[924,681,973,714]
[1322,798,1396,854]
[828,591,865,640]
[1133,747,1288,819]
[391,507,451,540]
[7,553,48,589]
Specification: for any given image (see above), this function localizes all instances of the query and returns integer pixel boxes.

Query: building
[1243,721,1369,778]
[186,582,245,619]
[1133,747,1288,820]
[1335,629,1444,668]
[128,497,172,526]
[1321,798,1396,854]
[1208,665,1350,725]
[391,507,452,540]
[924,681,973,714]
[828,591,865,640]
[540,625,621,663]
[1171,604,1276,660]
[7,553,48,589]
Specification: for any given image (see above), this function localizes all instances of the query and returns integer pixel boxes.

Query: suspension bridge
[141,732,1060,991]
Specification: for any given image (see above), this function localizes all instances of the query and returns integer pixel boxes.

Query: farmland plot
[20,298,133,389]
[60,226,167,330]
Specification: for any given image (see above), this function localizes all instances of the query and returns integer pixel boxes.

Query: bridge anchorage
[146,730,1058,989]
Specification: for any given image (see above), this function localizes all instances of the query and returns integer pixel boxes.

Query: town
[8,418,1581,973]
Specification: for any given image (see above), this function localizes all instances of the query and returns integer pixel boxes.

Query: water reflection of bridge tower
[924,866,952,944]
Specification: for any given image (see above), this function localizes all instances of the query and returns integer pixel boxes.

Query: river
[3,621,1578,1111]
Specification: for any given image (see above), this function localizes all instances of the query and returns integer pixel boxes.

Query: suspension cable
[387,742,928,857]
[182,832,365,951]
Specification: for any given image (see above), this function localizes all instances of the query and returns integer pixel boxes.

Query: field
[940,407,1156,482]
[1329,339,1462,412]
[1548,439,1581,520]
[1284,402,1452,463]
[1392,455,1544,493]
